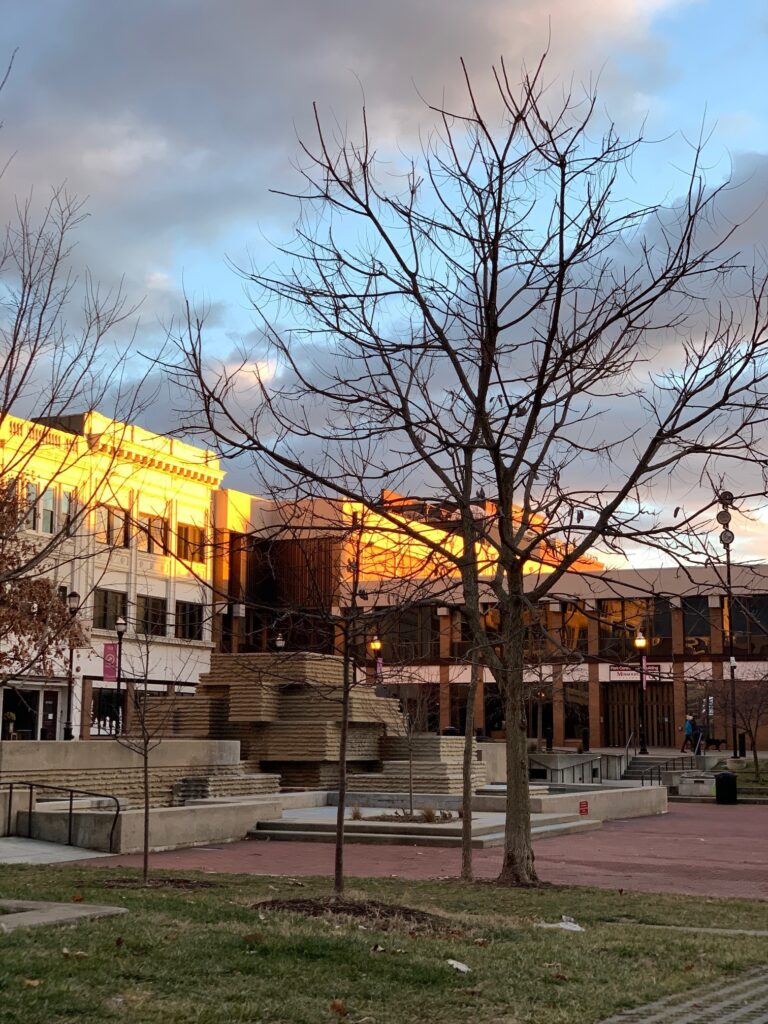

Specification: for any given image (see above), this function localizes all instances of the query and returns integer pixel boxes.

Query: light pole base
[63,725,74,741]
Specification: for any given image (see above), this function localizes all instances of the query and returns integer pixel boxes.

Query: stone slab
[0,837,112,864]
[0,898,127,933]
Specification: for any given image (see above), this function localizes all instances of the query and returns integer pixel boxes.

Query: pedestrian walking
[681,714,694,752]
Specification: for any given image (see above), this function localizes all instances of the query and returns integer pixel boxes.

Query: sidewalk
[77,803,768,899]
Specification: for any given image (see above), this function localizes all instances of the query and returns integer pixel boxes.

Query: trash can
[715,771,738,805]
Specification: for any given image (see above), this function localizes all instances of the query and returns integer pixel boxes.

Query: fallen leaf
[115,937,124,948]
[71,894,84,903]
[243,934,260,946]
[330,997,348,1017]
[447,959,471,974]
[23,979,41,988]
[371,944,385,954]
[473,937,489,947]
[553,973,569,982]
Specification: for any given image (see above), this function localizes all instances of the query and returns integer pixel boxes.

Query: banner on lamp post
[103,643,117,682]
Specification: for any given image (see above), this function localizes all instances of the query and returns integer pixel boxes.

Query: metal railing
[529,754,604,785]
[2,781,120,853]
[638,756,697,787]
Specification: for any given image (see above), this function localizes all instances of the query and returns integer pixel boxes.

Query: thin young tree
[178,56,768,885]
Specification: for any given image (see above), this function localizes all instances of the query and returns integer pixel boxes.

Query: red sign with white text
[103,643,117,682]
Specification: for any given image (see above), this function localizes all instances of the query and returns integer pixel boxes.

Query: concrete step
[248,812,601,848]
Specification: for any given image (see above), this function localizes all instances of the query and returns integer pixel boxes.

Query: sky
[2,0,768,559]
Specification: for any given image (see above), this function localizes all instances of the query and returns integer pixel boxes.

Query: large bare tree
[178,57,768,884]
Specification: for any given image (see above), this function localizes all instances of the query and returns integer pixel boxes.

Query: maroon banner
[103,642,117,681]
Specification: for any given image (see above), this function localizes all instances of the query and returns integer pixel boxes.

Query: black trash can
[715,771,738,805]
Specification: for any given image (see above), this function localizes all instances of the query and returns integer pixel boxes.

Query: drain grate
[598,968,768,1024]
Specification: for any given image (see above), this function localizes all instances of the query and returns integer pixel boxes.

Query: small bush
[420,806,437,823]
[350,805,363,821]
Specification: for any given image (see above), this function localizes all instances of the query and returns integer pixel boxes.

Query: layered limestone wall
[140,653,486,795]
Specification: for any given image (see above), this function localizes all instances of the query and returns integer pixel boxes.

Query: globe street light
[63,590,80,741]
[634,629,649,755]
[717,492,739,759]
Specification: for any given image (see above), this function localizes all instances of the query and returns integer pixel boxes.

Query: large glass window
[93,589,127,630]
[136,595,168,637]
[730,595,768,656]
[560,601,589,655]
[683,596,711,655]
[382,606,440,662]
[598,597,672,659]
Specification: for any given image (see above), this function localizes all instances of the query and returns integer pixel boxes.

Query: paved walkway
[76,804,767,899]
[0,837,111,864]
[597,966,768,1023]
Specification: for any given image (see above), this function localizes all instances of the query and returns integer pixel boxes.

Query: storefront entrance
[602,680,674,747]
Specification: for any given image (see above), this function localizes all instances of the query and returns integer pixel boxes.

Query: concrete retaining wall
[19,796,285,853]
[0,739,242,776]
[529,786,667,820]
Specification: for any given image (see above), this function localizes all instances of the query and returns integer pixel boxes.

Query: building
[210,489,768,751]
[0,412,224,740]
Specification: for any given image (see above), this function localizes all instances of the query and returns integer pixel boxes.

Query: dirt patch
[254,896,450,933]
[102,877,218,891]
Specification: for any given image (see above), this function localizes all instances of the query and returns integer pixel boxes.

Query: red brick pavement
[79,804,768,900]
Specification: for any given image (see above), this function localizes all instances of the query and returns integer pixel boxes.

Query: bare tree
[711,672,768,779]
[177,57,768,885]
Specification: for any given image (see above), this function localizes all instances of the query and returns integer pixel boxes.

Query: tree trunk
[752,735,761,779]
[142,738,150,885]
[408,736,414,817]
[333,631,352,897]
[497,591,538,886]
[461,650,479,881]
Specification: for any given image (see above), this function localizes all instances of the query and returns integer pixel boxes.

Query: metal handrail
[529,754,604,785]
[1,781,120,853]
[624,731,636,759]
[638,756,697,787]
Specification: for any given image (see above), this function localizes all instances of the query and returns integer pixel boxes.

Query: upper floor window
[730,595,768,657]
[95,505,129,547]
[136,515,168,555]
[683,596,712,655]
[22,484,59,535]
[93,588,128,631]
[136,594,168,637]
[177,524,206,563]
[560,601,589,655]
[598,597,672,660]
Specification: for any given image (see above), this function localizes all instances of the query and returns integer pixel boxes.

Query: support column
[552,664,565,747]
[79,678,93,740]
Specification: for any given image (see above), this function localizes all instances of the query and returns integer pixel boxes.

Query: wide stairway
[622,754,686,783]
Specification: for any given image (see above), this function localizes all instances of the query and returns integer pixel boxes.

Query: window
[175,600,204,641]
[62,491,76,536]
[136,515,168,554]
[177,524,206,563]
[730,595,768,657]
[95,505,129,547]
[560,601,589,655]
[40,489,56,534]
[598,597,671,659]
[382,606,440,662]
[24,483,38,529]
[683,596,711,654]
[136,594,167,636]
[93,588,127,630]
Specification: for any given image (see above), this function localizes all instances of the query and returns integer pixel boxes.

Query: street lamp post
[63,590,80,741]
[370,633,383,684]
[115,616,126,736]
[634,630,649,755]
[717,492,739,759]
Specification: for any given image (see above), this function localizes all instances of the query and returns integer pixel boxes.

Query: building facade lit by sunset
[0,412,223,741]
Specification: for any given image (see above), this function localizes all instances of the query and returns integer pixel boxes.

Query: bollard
[581,727,590,753]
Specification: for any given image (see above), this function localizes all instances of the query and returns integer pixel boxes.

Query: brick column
[79,678,93,740]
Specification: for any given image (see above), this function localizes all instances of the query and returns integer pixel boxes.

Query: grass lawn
[0,865,766,1024]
